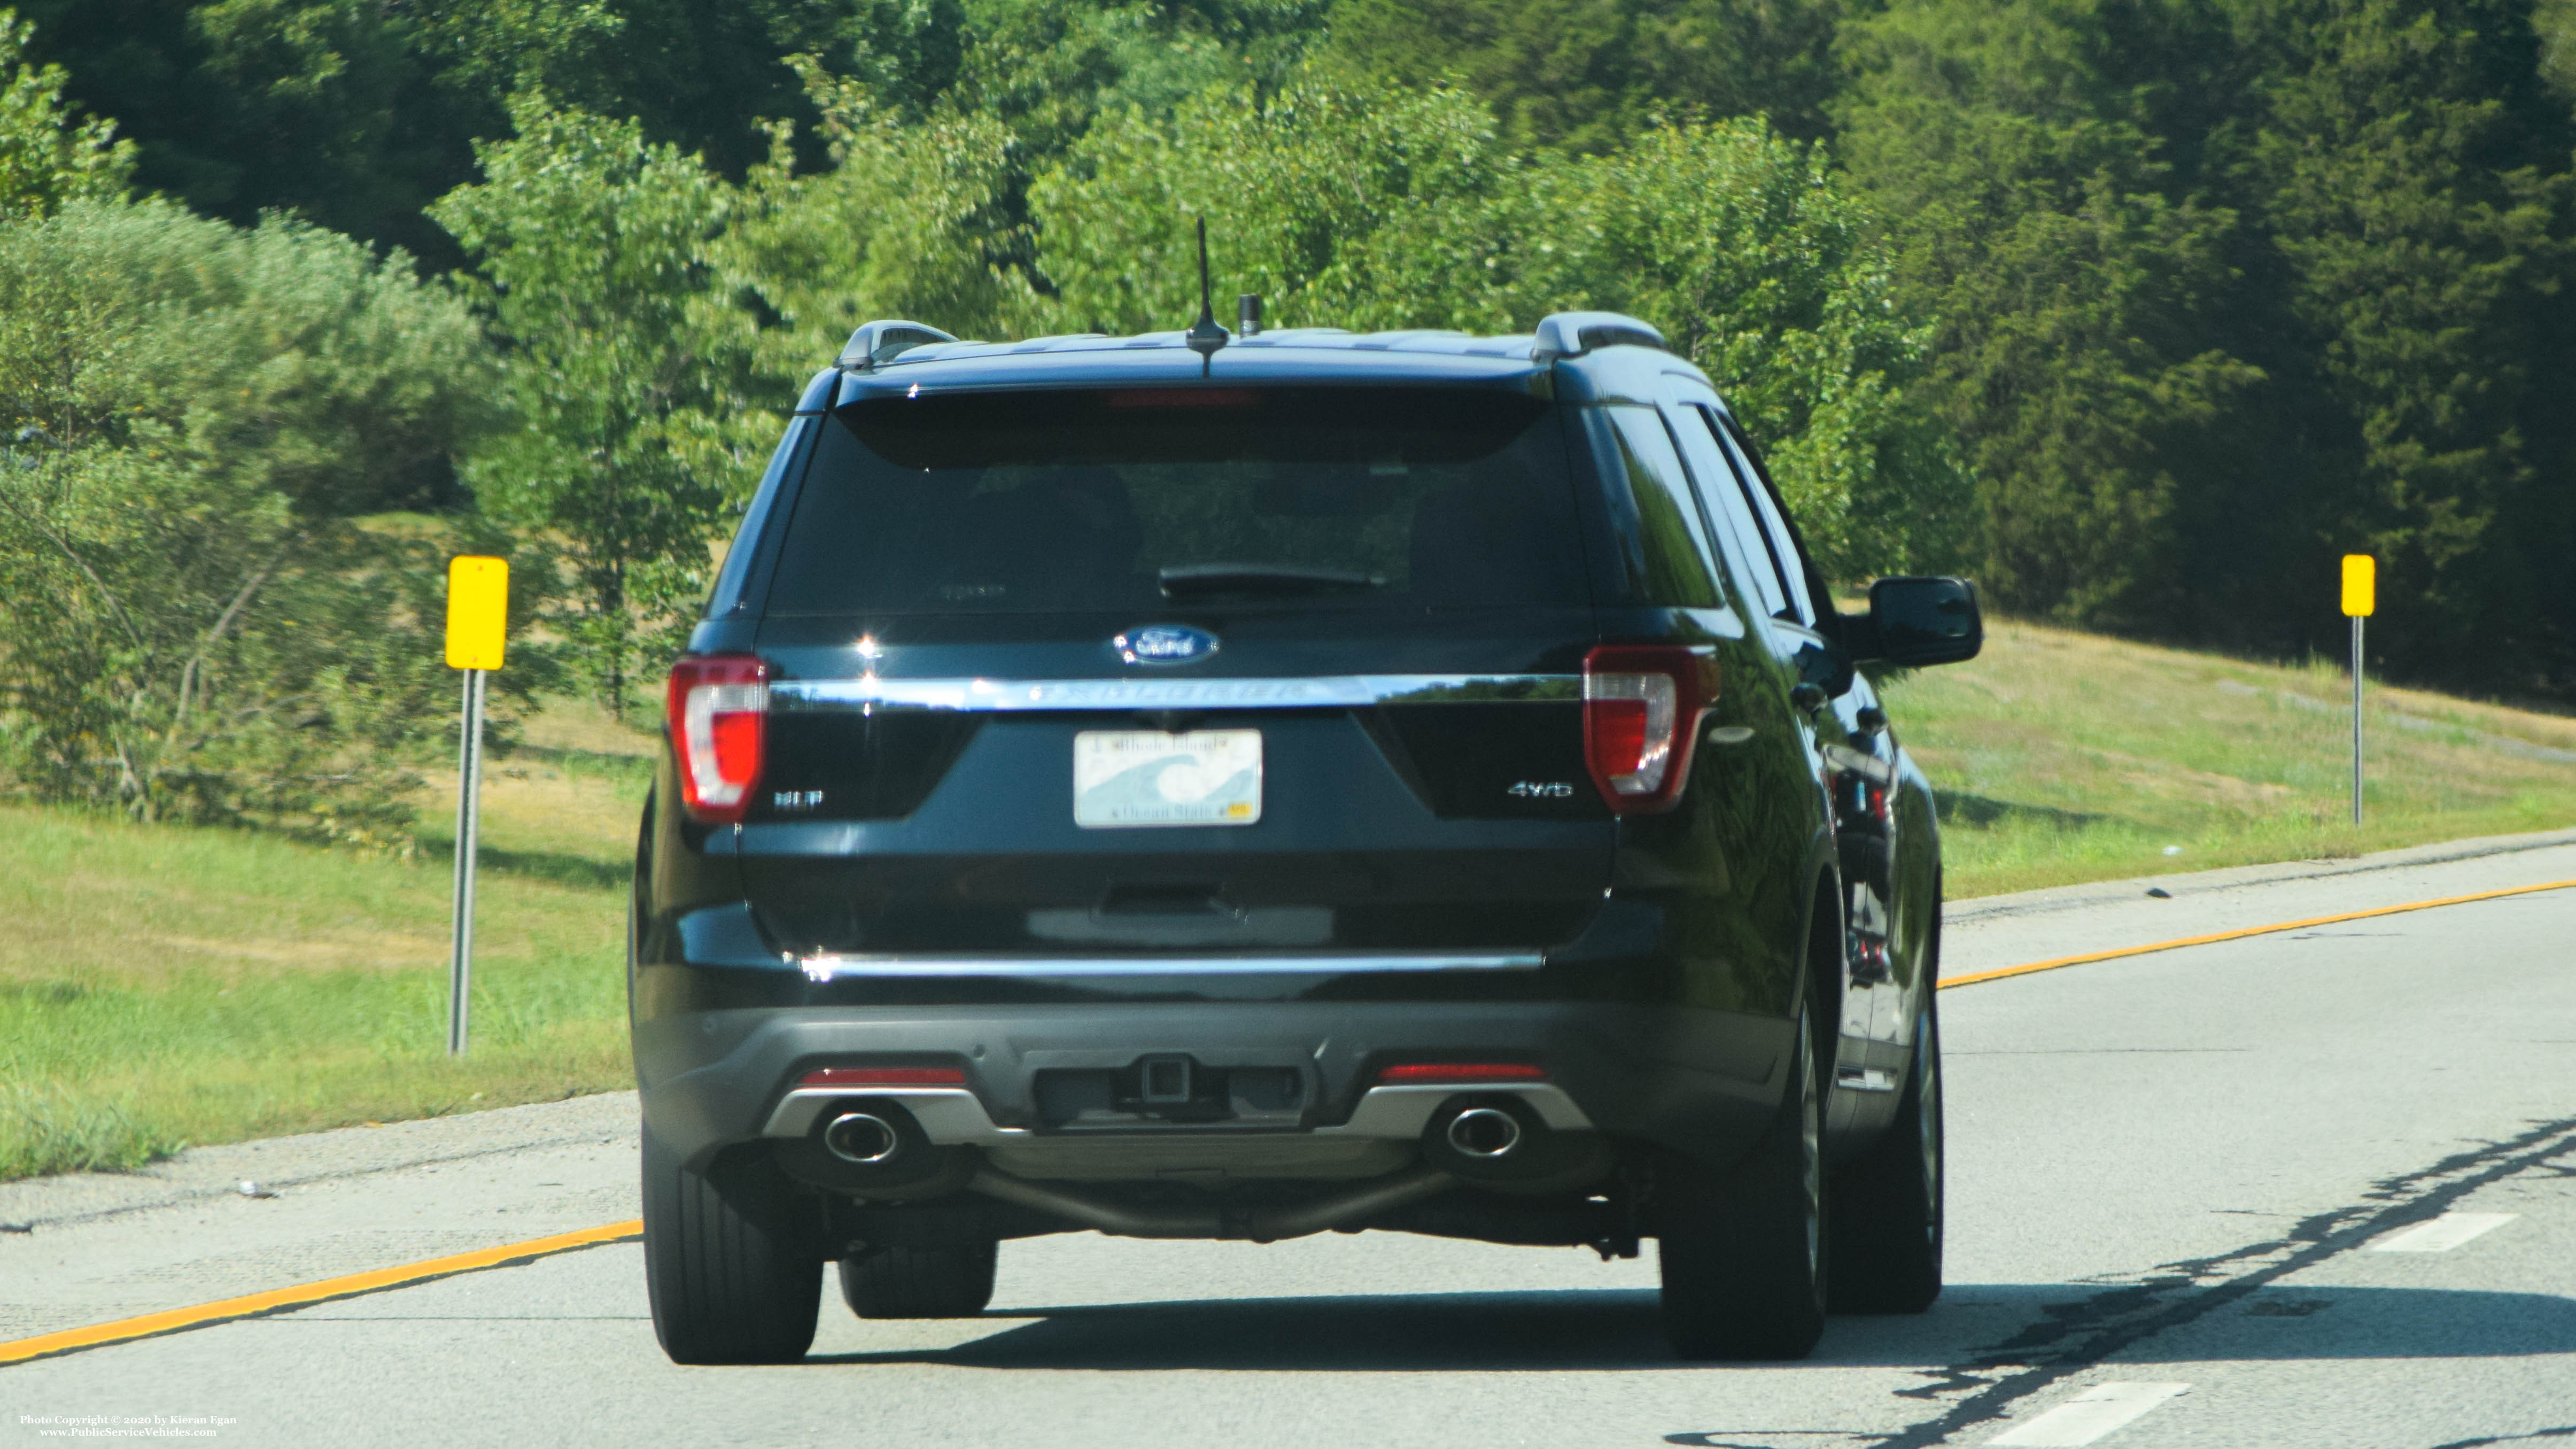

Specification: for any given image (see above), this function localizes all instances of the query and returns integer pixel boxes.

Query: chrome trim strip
[795,951,1544,979]
[769,673,1578,713]
[762,1082,1594,1142]
[1318,1083,1595,1136]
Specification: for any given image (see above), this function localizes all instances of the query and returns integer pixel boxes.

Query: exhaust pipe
[1444,1106,1522,1159]
[1419,1096,1611,1191]
[823,1111,902,1165]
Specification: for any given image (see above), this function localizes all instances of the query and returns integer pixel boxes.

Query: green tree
[1835,0,2262,623]
[1029,80,1517,336]
[14,0,446,250]
[1321,0,1848,150]
[431,99,771,715]
[875,0,1330,150]
[713,59,1030,377]
[15,0,1001,266]
[2240,0,2576,688]
[1033,79,1961,576]
[0,11,129,216]
[1510,123,1967,574]
[0,199,498,839]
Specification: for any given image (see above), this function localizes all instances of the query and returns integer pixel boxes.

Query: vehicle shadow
[805,1282,2576,1371]
[1933,793,2110,831]
[420,839,629,891]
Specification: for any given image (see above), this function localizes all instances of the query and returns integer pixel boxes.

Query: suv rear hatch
[733,383,1615,964]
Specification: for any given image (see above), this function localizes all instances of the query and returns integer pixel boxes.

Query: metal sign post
[444,556,508,1056]
[449,667,486,1055]
[2341,554,2375,827]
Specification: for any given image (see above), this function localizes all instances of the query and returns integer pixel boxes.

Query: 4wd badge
[1113,624,1220,666]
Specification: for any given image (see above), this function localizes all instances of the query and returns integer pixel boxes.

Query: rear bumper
[761,1078,1592,1141]
[634,998,1792,1173]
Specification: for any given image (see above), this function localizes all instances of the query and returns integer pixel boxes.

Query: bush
[0,198,503,843]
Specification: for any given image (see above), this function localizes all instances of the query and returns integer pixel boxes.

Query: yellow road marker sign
[444,555,508,670]
[2341,554,2374,821]
[2341,553,2376,617]
[441,556,506,1053]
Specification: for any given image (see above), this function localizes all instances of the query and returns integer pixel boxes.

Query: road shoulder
[1941,826,2576,981]
[0,1093,639,1344]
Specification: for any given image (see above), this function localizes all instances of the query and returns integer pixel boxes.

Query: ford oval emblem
[1113,624,1219,666]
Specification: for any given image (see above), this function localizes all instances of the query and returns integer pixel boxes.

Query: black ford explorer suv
[631,308,1982,1365]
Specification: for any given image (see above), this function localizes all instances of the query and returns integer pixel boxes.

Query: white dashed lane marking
[2368,1212,2518,1253]
[1984,1382,2191,1447]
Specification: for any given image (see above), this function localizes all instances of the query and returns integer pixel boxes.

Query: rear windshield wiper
[1158,563,1387,600]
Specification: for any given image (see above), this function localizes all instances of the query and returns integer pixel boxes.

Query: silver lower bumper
[761,1081,1597,1181]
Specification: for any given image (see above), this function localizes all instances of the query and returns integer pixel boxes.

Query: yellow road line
[1938,877,2576,990]
[0,1219,642,1367]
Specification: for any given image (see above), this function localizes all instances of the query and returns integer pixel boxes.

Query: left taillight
[667,654,768,824]
[1582,645,1716,815]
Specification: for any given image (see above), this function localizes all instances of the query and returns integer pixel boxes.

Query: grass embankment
[6,627,2573,1180]
[0,704,654,1180]
[1890,619,2576,897]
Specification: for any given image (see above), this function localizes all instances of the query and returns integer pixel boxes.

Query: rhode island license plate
[1073,729,1263,828]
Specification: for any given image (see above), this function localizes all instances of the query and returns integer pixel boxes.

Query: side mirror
[1853,576,1982,667]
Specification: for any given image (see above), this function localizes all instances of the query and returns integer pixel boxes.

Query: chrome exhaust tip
[823,1111,902,1165]
[1444,1105,1523,1159]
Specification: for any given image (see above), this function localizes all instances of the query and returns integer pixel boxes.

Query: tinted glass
[764,388,1586,615]
[1664,401,1787,618]
[1706,411,1817,625]
[703,415,815,617]
[1602,406,1726,609]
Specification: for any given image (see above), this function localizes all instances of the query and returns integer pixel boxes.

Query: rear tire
[840,1242,998,1319]
[1827,994,1944,1313]
[1658,1002,1829,1360]
[641,1126,823,1365]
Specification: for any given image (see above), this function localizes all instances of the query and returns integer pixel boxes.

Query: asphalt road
[6,835,2575,1448]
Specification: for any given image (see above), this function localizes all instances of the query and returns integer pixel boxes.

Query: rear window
[763,386,1588,615]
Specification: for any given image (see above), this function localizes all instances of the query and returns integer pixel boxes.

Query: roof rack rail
[838,320,958,372]
[1530,312,1667,363]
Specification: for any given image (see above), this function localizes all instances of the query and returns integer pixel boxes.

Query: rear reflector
[668,654,767,824]
[797,1067,968,1087]
[1376,1062,1547,1084]
[1582,645,1716,815]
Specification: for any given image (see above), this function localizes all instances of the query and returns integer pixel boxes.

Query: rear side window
[1670,404,1789,619]
[764,387,1587,615]
[703,414,816,618]
[1701,409,1817,626]
[1600,406,1726,609]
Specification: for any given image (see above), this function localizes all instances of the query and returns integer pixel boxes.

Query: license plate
[1074,730,1262,828]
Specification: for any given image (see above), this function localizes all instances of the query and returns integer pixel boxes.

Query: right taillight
[1583,645,1716,814]
[667,654,767,823]
[797,1067,967,1087]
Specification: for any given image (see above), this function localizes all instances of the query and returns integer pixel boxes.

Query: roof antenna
[1184,217,1228,371]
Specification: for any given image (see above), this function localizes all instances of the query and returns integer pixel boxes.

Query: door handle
[1703,724,1756,746]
